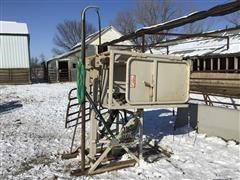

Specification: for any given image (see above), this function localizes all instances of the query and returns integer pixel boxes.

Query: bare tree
[112,10,139,45]
[225,11,240,27]
[52,20,96,55]
[135,0,176,27]
[113,0,219,45]
[135,0,177,43]
[113,0,177,45]
[113,10,137,35]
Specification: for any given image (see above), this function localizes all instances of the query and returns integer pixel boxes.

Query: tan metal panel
[156,61,190,103]
[127,59,153,103]
[0,35,29,68]
[87,50,190,109]
[126,56,190,105]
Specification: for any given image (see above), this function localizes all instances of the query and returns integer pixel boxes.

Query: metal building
[0,21,31,84]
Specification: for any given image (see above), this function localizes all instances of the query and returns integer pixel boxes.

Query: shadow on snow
[0,100,23,114]
[144,109,191,139]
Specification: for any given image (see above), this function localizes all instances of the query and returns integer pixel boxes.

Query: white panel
[0,35,30,68]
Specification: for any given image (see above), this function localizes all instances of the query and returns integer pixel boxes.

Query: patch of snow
[146,31,240,57]
[137,12,198,31]
[0,83,239,179]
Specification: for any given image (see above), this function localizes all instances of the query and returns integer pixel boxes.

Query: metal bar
[193,69,240,73]
[96,10,101,46]
[147,34,229,49]
[190,91,240,99]
[65,101,71,128]
[69,97,78,101]
[68,88,77,99]
[190,98,240,107]
[71,105,82,152]
[67,118,89,126]
[69,103,81,107]
[230,97,238,110]
[81,6,89,172]
[86,92,116,139]
[166,46,169,55]
[110,44,169,48]
[227,36,230,49]
[141,35,145,53]
[68,111,81,117]
[146,31,230,40]
[80,6,101,172]
[138,110,144,160]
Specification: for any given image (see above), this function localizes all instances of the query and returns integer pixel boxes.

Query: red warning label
[130,75,136,88]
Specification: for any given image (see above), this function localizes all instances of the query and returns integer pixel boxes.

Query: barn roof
[47,26,132,62]
[71,26,114,50]
[0,21,28,35]
[147,27,240,57]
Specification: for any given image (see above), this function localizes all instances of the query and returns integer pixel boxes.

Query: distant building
[47,26,133,83]
[0,21,31,84]
[147,27,240,98]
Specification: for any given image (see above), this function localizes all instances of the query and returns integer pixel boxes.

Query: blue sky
[1,0,231,59]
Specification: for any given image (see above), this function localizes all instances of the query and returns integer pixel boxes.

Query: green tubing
[76,60,86,104]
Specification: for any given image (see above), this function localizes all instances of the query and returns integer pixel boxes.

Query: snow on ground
[0,83,239,179]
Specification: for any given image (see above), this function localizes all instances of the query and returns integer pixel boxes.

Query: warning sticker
[130,75,136,88]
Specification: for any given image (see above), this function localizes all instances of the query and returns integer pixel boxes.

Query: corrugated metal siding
[0,35,30,68]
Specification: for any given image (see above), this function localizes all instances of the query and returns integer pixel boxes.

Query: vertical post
[56,60,59,82]
[81,10,86,171]
[68,61,71,81]
[226,57,229,71]
[210,58,213,71]
[89,110,97,158]
[116,112,120,134]
[79,6,100,172]
[138,109,144,160]
[141,35,145,53]
[226,36,229,50]
[234,57,238,72]
[89,71,98,159]
[197,59,200,71]
[217,58,220,71]
[203,59,206,71]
